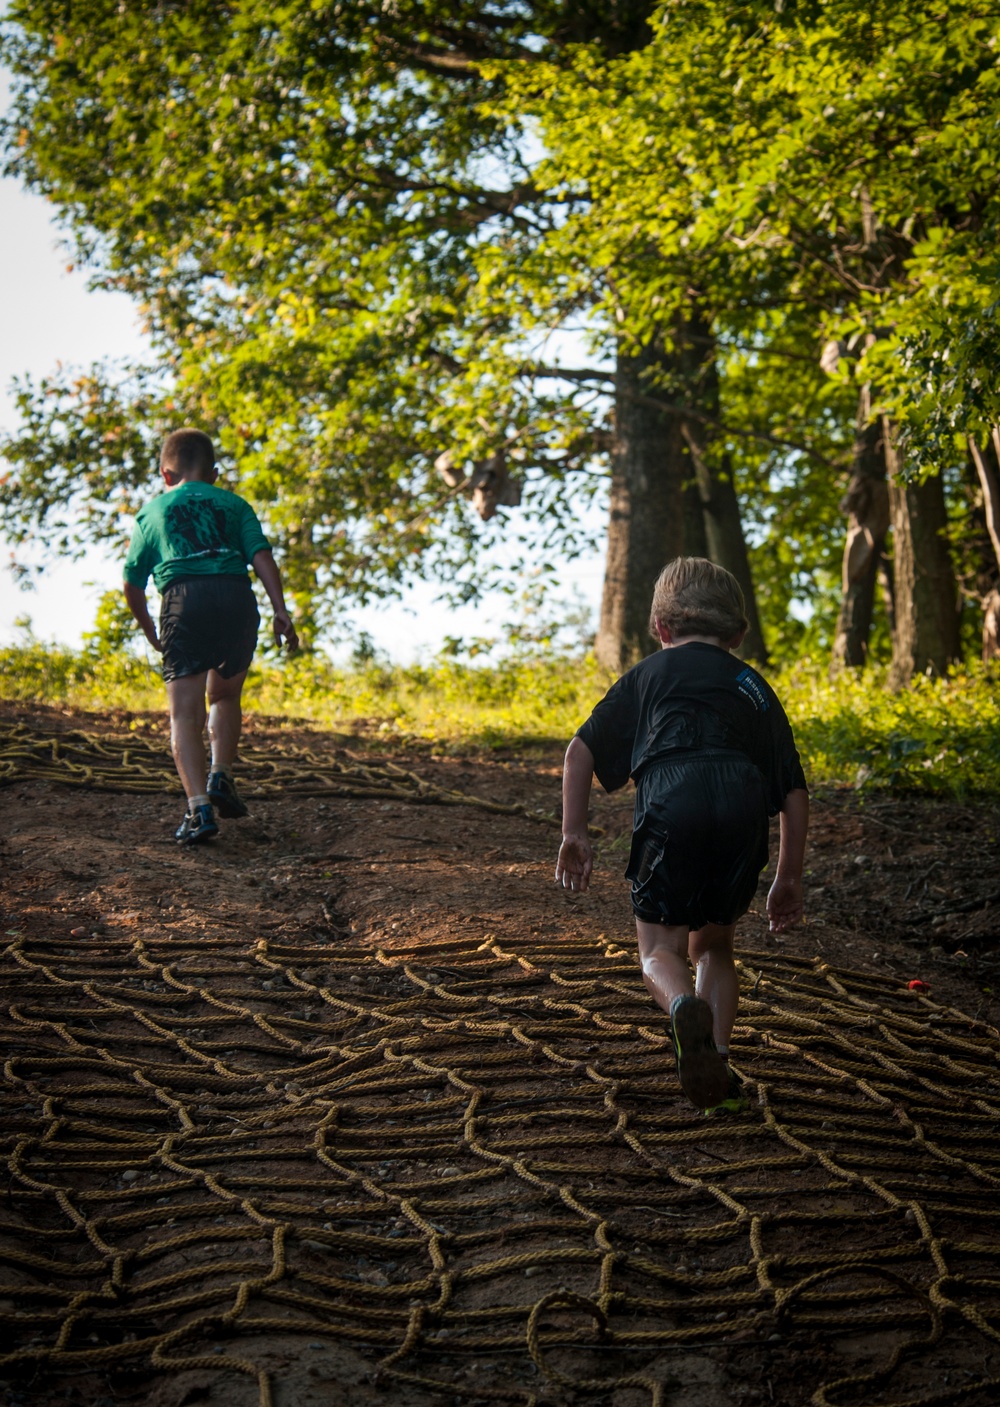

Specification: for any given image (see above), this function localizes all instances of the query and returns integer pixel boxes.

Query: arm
[251,549,299,651]
[555,735,595,892]
[767,787,809,932]
[122,582,162,652]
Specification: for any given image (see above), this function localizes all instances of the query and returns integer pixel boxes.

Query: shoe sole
[208,794,248,819]
[177,825,219,845]
[705,1095,751,1117]
[207,784,248,819]
[672,998,731,1109]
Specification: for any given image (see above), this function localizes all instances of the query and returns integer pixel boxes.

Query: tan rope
[0,719,558,825]
[3,925,1000,1401]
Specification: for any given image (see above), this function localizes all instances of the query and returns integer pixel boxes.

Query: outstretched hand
[273,610,299,651]
[556,833,593,892]
[767,874,803,933]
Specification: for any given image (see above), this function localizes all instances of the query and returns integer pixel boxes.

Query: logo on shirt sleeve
[735,667,770,712]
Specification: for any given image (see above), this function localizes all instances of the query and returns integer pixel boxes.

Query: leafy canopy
[3,0,1000,650]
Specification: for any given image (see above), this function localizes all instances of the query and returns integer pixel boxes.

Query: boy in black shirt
[556,558,808,1113]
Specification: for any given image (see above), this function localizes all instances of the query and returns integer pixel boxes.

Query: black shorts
[626,752,769,929]
[159,574,260,684]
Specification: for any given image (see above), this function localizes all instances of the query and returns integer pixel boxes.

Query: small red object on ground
[70,926,89,937]
[907,979,931,993]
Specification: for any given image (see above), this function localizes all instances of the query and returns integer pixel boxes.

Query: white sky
[0,63,605,661]
[0,170,146,643]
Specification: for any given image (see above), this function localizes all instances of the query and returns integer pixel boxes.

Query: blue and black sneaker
[174,802,219,845]
[704,1067,751,1117]
[669,995,730,1110]
[207,770,249,819]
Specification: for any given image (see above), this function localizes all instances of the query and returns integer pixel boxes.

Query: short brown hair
[160,428,215,480]
[649,557,748,642]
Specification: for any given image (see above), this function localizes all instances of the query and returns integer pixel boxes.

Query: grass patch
[2,638,999,795]
[780,659,1000,797]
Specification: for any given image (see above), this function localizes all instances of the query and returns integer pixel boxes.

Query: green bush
[240,650,620,747]
[0,637,86,702]
[779,660,1000,797]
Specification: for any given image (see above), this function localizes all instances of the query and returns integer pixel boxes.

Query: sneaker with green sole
[669,995,730,1109]
[704,1068,751,1117]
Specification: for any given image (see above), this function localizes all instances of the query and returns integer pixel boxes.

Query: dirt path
[2,702,1000,1407]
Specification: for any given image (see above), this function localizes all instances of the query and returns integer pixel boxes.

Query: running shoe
[174,802,219,845]
[207,770,249,818]
[704,1067,751,1117]
[669,995,731,1109]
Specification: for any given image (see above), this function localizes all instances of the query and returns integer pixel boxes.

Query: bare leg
[207,668,248,770]
[638,917,730,1108]
[690,922,739,1053]
[635,919,693,1015]
[165,674,209,800]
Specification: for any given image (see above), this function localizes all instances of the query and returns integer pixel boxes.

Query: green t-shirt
[123,481,271,591]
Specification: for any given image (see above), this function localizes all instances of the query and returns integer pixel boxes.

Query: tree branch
[524,363,845,470]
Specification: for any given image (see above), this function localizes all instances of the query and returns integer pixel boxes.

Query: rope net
[0,718,555,824]
[3,923,1000,1405]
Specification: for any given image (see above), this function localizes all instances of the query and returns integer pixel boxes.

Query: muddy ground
[2,699,1000,1407]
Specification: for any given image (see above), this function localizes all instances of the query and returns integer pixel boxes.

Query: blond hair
[160,428,215,481]
[648,557,748,642]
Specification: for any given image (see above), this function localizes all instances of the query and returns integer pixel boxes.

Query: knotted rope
[3,925,999,1404]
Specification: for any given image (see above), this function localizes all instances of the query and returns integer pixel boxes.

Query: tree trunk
[682,475,708,557]
[680,424,767,663]
[678,313,768,664]
[595,320,768,671]
[885,418,960,689]
[831,386,890,671]
[983,590,1000,660]
[595,340,687,671]
[968,431,1000,661]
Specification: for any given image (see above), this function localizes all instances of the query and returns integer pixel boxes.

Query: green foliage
[82,589,145,656]
[503,1,1000,495]
[0,364,164,561]
[0,614,162,707]
[780,662,1000,798]
[241,650,622,749]
[0,1,616,617]
[494,0,1000,634]
[3,635,1000,795]
[0,634,88,703]
[4,0,1000,659]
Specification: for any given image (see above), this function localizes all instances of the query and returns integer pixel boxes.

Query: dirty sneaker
[174,802,219,845]
[704,1067,751,1117]
[207,770,248,819]
[669,995,730,1109]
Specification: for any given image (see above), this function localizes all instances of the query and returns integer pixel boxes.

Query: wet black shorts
[626,752,769,929]
[159,574,260,684]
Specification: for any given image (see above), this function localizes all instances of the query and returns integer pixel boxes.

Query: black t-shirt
[577,643,806,815]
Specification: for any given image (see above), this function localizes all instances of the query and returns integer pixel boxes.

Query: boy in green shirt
[123,428,298,844]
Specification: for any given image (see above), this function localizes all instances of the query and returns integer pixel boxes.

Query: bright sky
[0,168,148,646]
[0,67,605,660]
